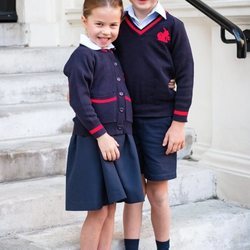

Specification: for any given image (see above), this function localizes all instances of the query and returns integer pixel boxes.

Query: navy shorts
[133,117,177,181]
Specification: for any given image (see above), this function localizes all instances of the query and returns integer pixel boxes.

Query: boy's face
[129,0,158,16]
[82,6,121,49]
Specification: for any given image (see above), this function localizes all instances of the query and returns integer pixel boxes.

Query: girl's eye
[96,23,103,27]
[111,24,118,28]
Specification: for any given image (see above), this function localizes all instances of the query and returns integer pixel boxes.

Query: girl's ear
[81,15,87,26]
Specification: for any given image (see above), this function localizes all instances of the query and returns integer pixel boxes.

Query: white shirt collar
[125,2,166,21]
[80,34,115,50]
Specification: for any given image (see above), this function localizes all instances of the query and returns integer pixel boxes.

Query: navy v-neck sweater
[114,12,194,122]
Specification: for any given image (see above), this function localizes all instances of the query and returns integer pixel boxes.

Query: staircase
[0,46,250,250]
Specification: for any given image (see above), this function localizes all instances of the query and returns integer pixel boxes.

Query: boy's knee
[147,185,169,208]
[148,192,168,208]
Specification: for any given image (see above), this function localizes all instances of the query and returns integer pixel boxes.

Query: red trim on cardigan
[125,16,163,35]
[125,96,132,102]
[174,110,188,116]
[89,124,104,135]
[91,97,117,104]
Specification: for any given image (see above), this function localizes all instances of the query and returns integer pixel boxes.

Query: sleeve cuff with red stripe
[173,110,188,122]
[89,124,107,139]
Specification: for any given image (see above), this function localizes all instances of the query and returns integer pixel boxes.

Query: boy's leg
[146,180,170,242]
[98,203,116,250]
[131,117,175,249]
[80,206,108,250]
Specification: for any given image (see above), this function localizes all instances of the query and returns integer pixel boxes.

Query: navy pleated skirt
[66,133,144,211]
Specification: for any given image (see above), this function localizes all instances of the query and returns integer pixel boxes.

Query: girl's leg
[98,203,116,250]
[80,206,108,250]
[123,176,146,249]
[123,202,143,238]
[146,180,170,242]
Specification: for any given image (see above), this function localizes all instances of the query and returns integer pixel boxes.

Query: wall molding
[65,1,250,25]
[65,8,81,25]
[164,0,250,23]
[200,148,250,177]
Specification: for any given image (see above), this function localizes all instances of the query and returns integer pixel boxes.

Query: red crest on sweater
[157,28,171,43]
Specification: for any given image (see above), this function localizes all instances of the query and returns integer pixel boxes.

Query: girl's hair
[83,0,123,18]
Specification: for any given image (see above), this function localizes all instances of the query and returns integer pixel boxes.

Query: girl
[63,0,144,249]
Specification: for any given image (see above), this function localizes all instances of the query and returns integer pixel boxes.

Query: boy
[114,0,194,249]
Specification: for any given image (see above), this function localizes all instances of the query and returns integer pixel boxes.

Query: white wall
[16,0,83,46]
[166,1,250,207]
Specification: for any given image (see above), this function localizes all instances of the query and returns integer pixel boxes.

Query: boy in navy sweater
[114,0,194,249]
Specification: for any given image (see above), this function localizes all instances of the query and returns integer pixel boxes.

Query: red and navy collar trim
[124,15,163,36]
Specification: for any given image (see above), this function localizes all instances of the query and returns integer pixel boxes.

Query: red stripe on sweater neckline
[125,15,163,35]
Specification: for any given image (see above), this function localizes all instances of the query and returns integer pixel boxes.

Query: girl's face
[129,0,158,17]
[82,6,121,49]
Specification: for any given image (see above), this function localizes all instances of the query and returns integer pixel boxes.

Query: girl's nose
[102,28,111,35]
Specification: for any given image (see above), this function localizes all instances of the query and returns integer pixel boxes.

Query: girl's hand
[162,121,185,155]
[97,133,120,161]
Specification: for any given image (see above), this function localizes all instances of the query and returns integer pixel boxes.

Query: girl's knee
[107,203,116,218]
[124,202,143,211]
[87,206,109,223]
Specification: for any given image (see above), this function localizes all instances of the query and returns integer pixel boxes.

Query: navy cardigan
[64,45,133,138]
[114,12,194,122]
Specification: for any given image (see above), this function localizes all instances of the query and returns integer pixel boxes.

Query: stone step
[1,200,249,250]
[0,102,73,141]
[0,23,28,46]
[0,134,70,183]
[113,199,250,250]
[0,72,68,105]
[0,47,75,74]
[0,161,216,237]
[0,176,83,238]
[169,160,216,205]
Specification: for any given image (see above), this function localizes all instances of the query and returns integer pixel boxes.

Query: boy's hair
[83,0,123,18]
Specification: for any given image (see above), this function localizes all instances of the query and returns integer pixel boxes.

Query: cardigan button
[119,107,124,113]
[117,77,121,81]
[117,126,122,130]
[119,92,124,96]
[114,62,118,66]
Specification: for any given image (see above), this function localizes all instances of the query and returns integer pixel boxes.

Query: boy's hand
[162,121,185,155]
[168,79,176,90]
[97,133,120,161]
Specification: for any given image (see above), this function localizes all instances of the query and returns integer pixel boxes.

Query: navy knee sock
[124,239,139,250]
[156,239,170,250]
